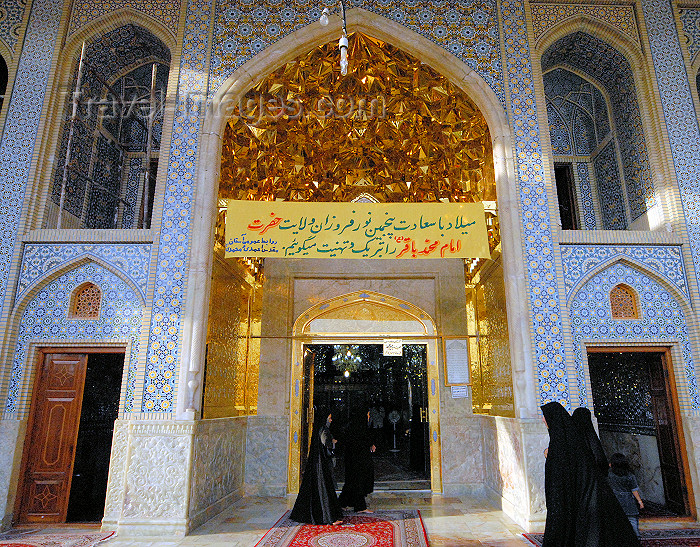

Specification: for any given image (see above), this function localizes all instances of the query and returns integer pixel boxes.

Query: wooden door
[18,353,87,523]
[648,353,688,514]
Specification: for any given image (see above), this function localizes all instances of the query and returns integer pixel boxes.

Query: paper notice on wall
[383,339,403,356]
[445,338,470,385]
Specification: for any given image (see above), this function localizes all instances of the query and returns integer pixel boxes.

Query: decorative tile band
[141,0,213,411]
[501,0,568,406]
[531,3,640,47]
[561,245,688,301]
[16,243,152,303]
[67,0,182,37]
[0,0,63,323]
[4,262,143,416]
[209,0,504,104]
[642,0,700,300]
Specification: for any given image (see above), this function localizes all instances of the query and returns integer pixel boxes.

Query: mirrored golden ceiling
[219,32,497,207]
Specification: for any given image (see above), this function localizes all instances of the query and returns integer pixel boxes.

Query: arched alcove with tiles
[44,23,171,230]
[541,31,655,231]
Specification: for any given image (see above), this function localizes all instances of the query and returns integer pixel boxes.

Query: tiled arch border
[1,255,147,417]
[677,7,700,168]
[566,256,699,409]
[25,8,180,233]
[175,7,539,418]
[533,12,676,233]
[530,14,700,404]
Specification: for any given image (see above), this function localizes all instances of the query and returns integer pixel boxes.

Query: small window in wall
[0,55,7,111]
[554,163,579,230]
[70,282,101,318]
[610,284,638,319]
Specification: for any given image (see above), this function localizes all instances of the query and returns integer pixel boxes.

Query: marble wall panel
[0,419,25,529]
[244,415,289,496]
[189,418,247,528]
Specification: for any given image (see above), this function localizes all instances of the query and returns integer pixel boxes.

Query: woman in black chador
[290,407,343,525]
[541,401,577,547]
[339,408,376,512]
[542,402,640,547]
[571,406,640,547]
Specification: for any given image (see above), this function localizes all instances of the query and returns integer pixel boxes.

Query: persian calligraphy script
[225,201,490,259]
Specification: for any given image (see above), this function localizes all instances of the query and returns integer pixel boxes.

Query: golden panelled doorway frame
[288,291,443,493]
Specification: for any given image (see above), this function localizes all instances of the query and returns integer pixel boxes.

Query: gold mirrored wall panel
[203,253,261,418]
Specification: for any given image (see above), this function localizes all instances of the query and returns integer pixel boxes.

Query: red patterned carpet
[0,531,114,547]
[255,510,429,547]
[524,530,700,546]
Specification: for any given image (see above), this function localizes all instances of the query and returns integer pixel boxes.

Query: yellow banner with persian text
[225,201,490,259]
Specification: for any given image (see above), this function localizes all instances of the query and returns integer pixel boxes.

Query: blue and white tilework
[209,0,504,104]
[569,262,699,411]
[644,0,700,301]
[0,0,29,53]
[121,158,143,229]
[15,244,152,304]
[575,162,597,230]
[67,0,182,37]
[501,0,568,406]
[4,262,143,416]
[531,3,640,48]
[560,245,688,301]
[542,32,655,223]
[593,140,626,230]
[0,0,63,322]
[142,0,213,411]
[679,8,700,63]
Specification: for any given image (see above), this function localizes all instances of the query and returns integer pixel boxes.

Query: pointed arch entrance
[290,291,442,492]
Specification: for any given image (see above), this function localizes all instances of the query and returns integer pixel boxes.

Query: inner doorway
[302,344,430,490]
[17,350,124,523]
[587,349,691,517]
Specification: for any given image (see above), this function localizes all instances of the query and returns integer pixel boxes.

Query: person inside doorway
[608,452,645,537]
[339,408,376,512]
[290,407,343,525]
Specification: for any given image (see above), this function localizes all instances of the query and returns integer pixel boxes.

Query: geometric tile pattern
[210,0,504,103]
[561,244,688,301]
[569,262,699,411]
[576,162,597,229]
[593,140,626,229]
[15,243,152,304]
[501,0,568,407]
[644,0,700,300]
[544,68,607,156]
[543,32,655,222]
[531,3,640,47]
[142,0,213,411]
[0,0,29,53]
[679,8,700,63]
[67,0,182,37]
[4,262,143,416]
[121,157,143,229]
[0,0,63,325]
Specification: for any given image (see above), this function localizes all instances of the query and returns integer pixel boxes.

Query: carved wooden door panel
[648,353,688,515]
[18,353,88,523]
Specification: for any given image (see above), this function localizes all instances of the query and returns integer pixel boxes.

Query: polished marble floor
[17,493,700,547]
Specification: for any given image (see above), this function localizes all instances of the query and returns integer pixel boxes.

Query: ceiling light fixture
[319,0,349,75]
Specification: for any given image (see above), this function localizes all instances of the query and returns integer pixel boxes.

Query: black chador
[542,401,578,547]
[571,407,640,547]
[338,408,375,512]
[290,407,343,525]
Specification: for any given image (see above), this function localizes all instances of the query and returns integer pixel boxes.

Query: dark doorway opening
[66,352,124,522]
[554,163,579,230]
[588,350,691,517]
[301,344,430,490]
[18,350,124,524]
